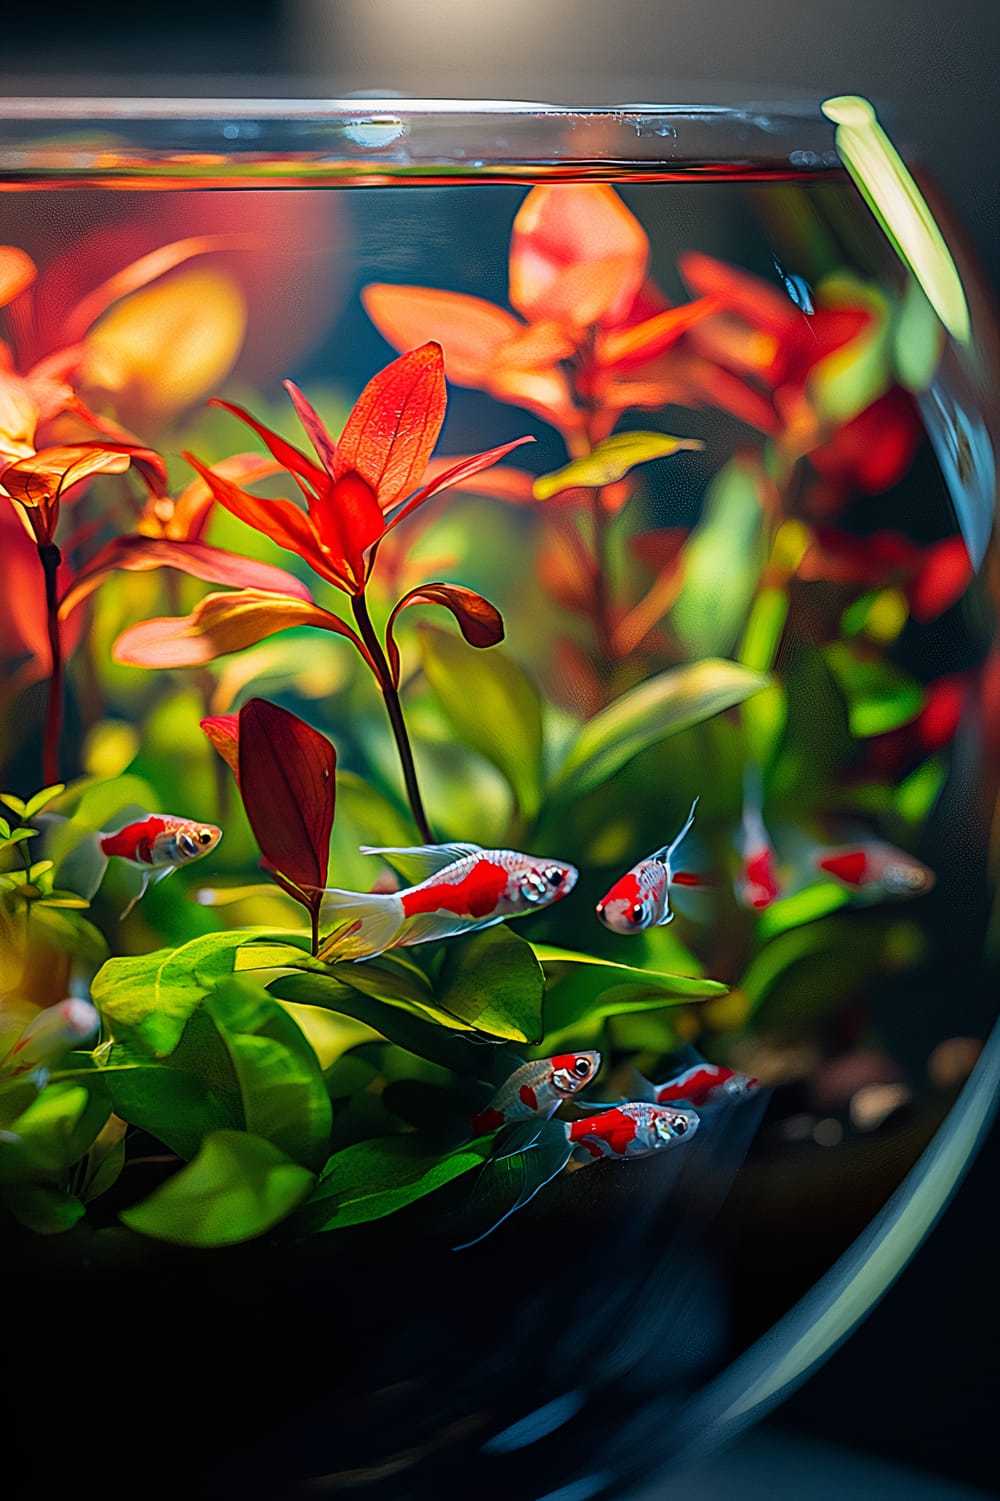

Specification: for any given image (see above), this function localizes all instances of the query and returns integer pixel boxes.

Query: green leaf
[672,458,766,657]
[532,430,704,500]
[770,649,851,801]
[893,277,944,392]
[296,1135,491,1234]
[204,978,332,1168]
[551,659,769,799]
[6,1081,109,1176]
[436,926,546,1043]
[896,756,946,824]
[79,1113,129,1203]
[3,1184,85,1234]
[821,95,971,345]
[22,784,67,819]
[24,905,109,968]
[534,945,725,1036]
[101,1010,242,1160]
[741,915,889,1020]
[119,1130,314,1247]
[755,883,852,941]
[739,587,789,675]
[268,971,511,1080]
[418,624,544,818]
[824,642,924,737]
[92,927,287,1055]
[807,276,890,426]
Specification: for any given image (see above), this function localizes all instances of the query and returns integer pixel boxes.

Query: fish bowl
[0,98,997,1499]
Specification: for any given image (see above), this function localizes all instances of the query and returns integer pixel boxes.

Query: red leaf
[308,470,386,595]
[385,582,504,686]
[283,380,338,473]
[335,343,447,510]
[237,697,336,894]
[200,713,241,780]
[381,435,535,538]
[59,536,313,620]
[908,537,973,622]
[208,397,327,498]
[182,452,346,588]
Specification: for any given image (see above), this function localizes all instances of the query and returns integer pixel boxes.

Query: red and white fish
[470,1051,601,1136]
[3,999,100,1077]
[812,840,935,900]
[318,842,578,962]
[97,815,223,916]
[568,1101,699,1159]
[595,798,700,933]
[651,1060,759,1108]
[735,767,780,911]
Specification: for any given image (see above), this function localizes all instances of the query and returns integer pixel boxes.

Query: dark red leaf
[237,698,336,895]
[200,714,241,780]
[384,582,504,686]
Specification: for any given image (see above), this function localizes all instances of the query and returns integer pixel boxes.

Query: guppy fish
[596,797,699,933]
[98,815,223,916]
[650,1061,759,1108]
[453,1100,699,1248]
[318,843,578,962]
[469,1051,601,1137]
[568,1101,700,1159]
[735,768,780,912]
[813,840,935,900]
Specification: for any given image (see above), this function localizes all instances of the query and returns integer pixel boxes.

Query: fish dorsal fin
[650,796,700,868]
[359,842,483,885]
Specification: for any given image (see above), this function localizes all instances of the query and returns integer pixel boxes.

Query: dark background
[2,1,997,1493]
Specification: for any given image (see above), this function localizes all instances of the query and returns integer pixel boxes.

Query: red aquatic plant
[114,343,528,840]
[798,526,973,623]
[202,697,336,953]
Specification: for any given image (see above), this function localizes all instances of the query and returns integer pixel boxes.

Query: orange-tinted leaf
[598,296,723,367]
[385,582,504,686]
[113,587,372,670]
[82,266,246,427]
[383,435,535,536]
[336,343,447,510]
[283,380,338,472]
[487,364,579,434]
[678,251,801,338]
[510,186,649,329]
[238,697,336,895]
[200,713,241,779]
[1,444,133,510]
[309,471,385,594]
[0,246,37,308]
[59,536,313,620]
[165,453,286,542]
[208,399,326,497]
[64,234,243,341]
[363,285,525,385]
[182,452,339,585]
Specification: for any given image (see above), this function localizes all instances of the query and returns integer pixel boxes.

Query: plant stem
[38,542,64,787]
[351,591,434,843]
[309,899,320,958]
[589,488,615,665]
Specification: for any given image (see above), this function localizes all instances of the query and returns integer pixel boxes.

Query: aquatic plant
[0,173,989,1259]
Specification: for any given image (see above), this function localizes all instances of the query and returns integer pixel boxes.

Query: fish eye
[573,1057,592,1076]
[544,866,565,887]
[595,902,605,914]
[671,1116,689,1136]
[197,830,213,845]
[630,903,644,924]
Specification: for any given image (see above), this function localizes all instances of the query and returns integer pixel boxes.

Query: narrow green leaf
[297,1135,491,1233]
[534,945,725,1036]
[755,883,852,941]
[739,587,789,675]
[22,784,67,819]
[824,642,924,737]
[533,430,703,500]
[418,625,544,817]
[551,659,769,798]
[673,458,766,657]
[120,1130,314,1247]
[437,926,546,1043]
[822,95,971,345]
[893,277,945,392]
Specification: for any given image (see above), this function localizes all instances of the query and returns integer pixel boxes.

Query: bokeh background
[2,2,997,1495]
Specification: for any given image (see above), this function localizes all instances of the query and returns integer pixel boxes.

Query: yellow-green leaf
[533,430,704,500]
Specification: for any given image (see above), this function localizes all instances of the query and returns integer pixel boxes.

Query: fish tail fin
[316,889,406,962]
[35,812,108,902]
